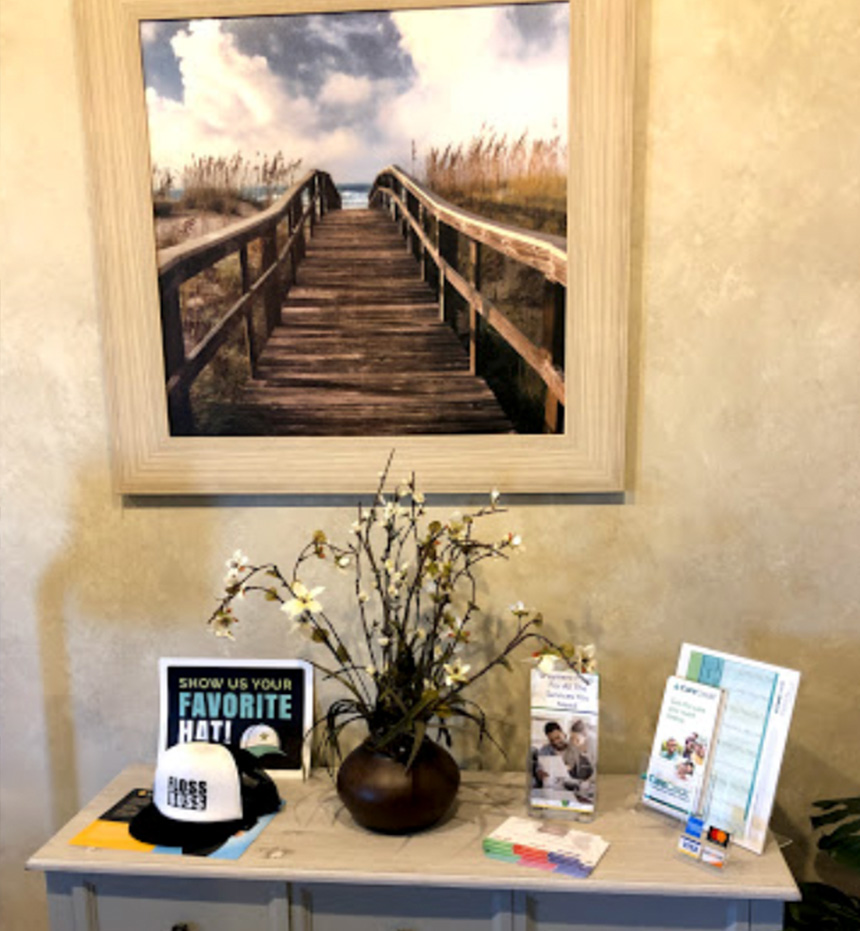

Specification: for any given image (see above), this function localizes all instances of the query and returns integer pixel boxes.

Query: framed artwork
[75,0,634,493]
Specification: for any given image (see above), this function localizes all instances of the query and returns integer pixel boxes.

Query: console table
[28,767,799,931]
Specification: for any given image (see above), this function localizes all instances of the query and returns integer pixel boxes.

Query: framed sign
[75,0,634,493]
[159,658,313,775]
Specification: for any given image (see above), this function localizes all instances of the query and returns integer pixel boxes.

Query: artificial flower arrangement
[209,458,596,772]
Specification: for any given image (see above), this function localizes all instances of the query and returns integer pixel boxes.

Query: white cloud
[143,9,568,184]
[319,73,374,108]
[145,20,322,173]
[387,5,568,166]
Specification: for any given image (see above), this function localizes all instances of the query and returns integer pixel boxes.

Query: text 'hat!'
[129,741,280,854]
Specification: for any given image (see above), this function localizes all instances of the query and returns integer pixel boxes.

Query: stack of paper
[483,816,609,878]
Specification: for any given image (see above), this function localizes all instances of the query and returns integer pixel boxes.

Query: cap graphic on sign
[240,723,287,758]
[129,742,280,854]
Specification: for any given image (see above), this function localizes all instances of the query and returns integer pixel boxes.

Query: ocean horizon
[155,180,373,210]
[337,182,372,210]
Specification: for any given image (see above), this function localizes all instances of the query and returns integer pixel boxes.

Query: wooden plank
[371,167,567,286]
[158,172,325,285]
[231,209,513,436]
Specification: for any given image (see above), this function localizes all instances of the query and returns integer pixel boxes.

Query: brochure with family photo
[529,666,599,817]
[642,675,725,821]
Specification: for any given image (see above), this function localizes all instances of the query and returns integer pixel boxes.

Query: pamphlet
[69,788,278,859]
[676,643,800,854]
[159,658,313,775]
[529,666,599,816]
[642,676,725,820]
[483,816,609,878]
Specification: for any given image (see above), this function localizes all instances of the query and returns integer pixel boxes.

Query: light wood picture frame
[75,0,634,494]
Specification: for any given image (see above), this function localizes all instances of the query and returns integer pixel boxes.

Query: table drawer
[519,891,775,931]
[47,874,287,931]
[292,882,510,931]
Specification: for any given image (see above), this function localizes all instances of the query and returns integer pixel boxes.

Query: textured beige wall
[2,0,859,927]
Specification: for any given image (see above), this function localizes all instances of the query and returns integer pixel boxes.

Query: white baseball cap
[129,742,280,853]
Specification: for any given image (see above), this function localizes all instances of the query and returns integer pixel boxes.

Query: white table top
[28,767,799,901]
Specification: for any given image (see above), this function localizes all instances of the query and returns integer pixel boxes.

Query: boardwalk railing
[369,165,567,433]
[158,169,341,434]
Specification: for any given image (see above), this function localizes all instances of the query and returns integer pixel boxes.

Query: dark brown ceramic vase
[336,738,460,833]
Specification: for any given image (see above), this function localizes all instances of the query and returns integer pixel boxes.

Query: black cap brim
[129,802,246,855]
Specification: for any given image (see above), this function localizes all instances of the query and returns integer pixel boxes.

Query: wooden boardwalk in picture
[231,209,513,435]
[159,168,566,438]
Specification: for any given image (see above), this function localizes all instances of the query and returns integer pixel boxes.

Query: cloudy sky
[140,3,568,184]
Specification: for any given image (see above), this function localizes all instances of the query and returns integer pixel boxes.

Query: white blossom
[212,614,236,639]
[443,659,471,686]
[281,581,325,617]
[226,549,250,570]
[448,512,465,537]
[224,549,251,586]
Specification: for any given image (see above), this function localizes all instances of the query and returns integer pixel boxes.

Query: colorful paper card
[69,788,278,859]
[483,816,609,878]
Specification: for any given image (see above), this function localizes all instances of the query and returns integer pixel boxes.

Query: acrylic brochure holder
[641,644,800,865]
[529,663,599,821]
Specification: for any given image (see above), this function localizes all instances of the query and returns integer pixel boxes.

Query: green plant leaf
[786,882,860,930]
[818,835,860,872]
[812,809,857,828]
[335,644,351,664]
[810,797,860,871]
[404,720,426,771]
[819,818,860,846]
[813,797,860,812]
